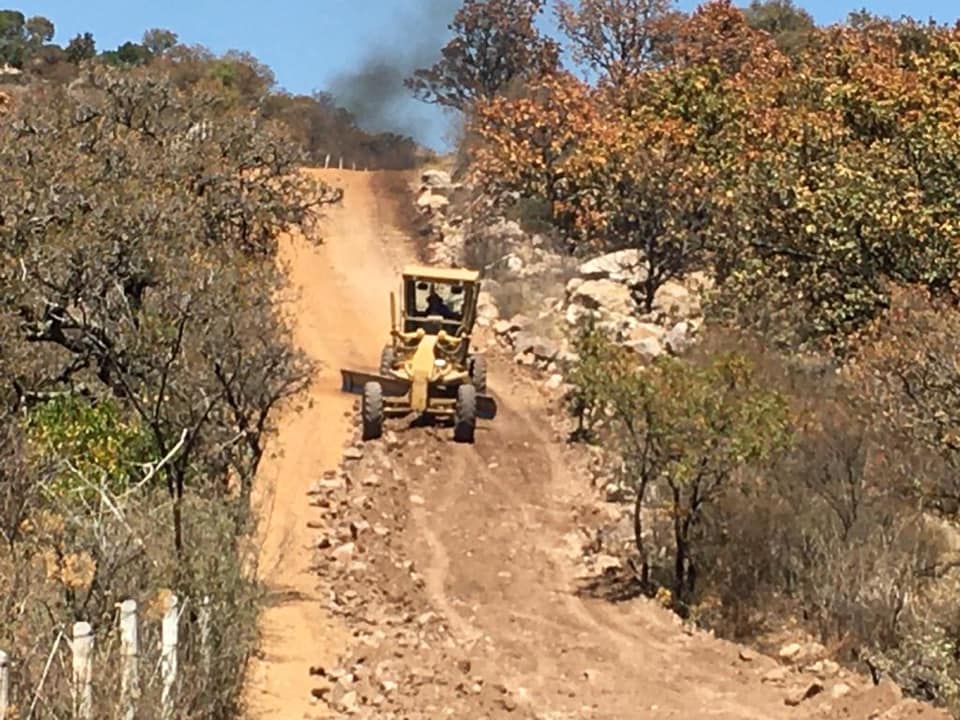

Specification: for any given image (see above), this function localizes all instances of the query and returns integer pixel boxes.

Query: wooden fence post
[119,600,139,720]
[72,622,94,720]
[0,649,9,720]
[160,594,178,720]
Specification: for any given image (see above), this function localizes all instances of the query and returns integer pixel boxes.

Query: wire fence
[0,592,210,720]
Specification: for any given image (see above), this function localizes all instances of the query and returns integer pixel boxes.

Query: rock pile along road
[244,168,949,720]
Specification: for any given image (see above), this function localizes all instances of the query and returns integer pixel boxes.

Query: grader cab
[339,264,496,443]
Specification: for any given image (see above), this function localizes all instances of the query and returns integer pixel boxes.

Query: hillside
[244,168,949,719]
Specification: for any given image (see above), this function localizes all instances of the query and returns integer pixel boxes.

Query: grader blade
[339,368,498,420]
[340,368,410,398]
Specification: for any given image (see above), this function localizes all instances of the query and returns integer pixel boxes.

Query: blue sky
[9,0,960,150]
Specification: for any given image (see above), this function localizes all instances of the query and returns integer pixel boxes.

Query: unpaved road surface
[245,169,411,719]
[249,169,948,719]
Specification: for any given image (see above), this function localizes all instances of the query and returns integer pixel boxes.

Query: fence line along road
[0,592,211,720]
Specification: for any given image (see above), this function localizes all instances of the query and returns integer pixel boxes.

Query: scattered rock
[808,659,840,678]
[738,648,756,662]
[381,679,398,694]
[418,189,450,208]
[544,374,564,391]
[343,447,364,461]
[664,321,693,355]
[338,689,359,712]
[625,336,663,360]
[421,169,454,193]
[784,681,824,706]
[625,322,665,343]
[652,281,697,320]
[333,543,356,562]
[512,331,537,355]
[763,667,789,684]
[532,338,559,361]
[829,682,853,699]
[778,643,803,661]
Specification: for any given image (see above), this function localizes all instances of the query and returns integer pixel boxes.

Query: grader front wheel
[453,383,477,443]
[379,345,396,376]
[362,381,384,441]
[469,355,487,394]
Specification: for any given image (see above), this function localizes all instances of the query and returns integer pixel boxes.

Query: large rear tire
[453,383,477,443]
[469,355,488,394]
[379,345,396,376]
[362,381,384,441]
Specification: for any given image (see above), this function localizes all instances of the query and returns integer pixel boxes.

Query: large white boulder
[578,249,647,285]
[652,280,698,320]
[569,279,636,317]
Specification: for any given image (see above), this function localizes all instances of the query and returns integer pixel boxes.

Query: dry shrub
[575,323,960,711]
[686,329,960,711]
[0,62,331,718]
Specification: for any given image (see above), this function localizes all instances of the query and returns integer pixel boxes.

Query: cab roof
[402,264,480,283]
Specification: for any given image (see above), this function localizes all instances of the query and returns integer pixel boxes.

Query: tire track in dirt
[399,361,948,719]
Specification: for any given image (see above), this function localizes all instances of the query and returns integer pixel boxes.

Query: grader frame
[339,264,496,443]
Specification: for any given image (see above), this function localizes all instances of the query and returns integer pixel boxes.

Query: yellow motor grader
[340,264,496,443]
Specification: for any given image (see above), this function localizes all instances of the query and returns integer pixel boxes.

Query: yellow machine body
[339,264,497,421]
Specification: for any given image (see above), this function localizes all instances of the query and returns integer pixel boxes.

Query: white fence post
[119,600,139,720]
[160,594,178,720]
[338,156,343,170]
[199,596,212,677]
[0,649,9,720]
[324,153,330,169]
[72,622,94,720]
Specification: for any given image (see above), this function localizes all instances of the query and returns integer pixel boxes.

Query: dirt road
[245,169,412,719]
[249,169,948,719]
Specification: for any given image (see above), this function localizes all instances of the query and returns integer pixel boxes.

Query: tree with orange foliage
[472,70,715,310]
[470,72,599,237]
[712,21,960,348]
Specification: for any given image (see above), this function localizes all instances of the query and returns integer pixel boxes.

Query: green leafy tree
[0,64,341,553]
[568,326,793,608]
[406,0,560,111]
[142,27,178,57]
[0,13,55,67]
[0,10,26,66]
[101,40,153,66]
[65,32,96,64]
[24,15,54,48]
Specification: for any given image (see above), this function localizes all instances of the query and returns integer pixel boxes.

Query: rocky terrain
[415,169,707,377]
[248,167,950,719]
